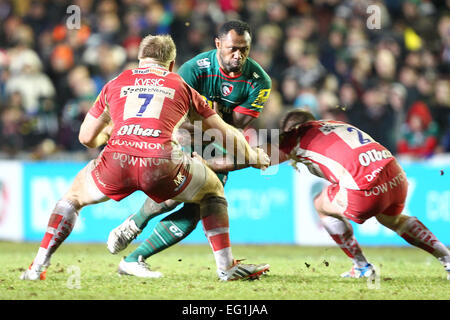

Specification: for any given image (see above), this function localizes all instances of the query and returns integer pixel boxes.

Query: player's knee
[313,194,325,215]
[199,195,228,218]
[61,191,83,210]
[142,197,179,215]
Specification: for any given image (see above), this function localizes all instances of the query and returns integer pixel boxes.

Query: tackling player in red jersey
[213,108,450,280]
[279,109,450,279]
[20,34,270,281]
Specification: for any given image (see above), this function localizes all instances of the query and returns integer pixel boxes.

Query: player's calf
[391,215,450,279]
[20,199,79,280]
[201,196,233,272]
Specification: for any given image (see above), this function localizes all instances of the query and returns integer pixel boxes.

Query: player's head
[280,108,316,133]
[138,34,176,70]
[215,20,252,74]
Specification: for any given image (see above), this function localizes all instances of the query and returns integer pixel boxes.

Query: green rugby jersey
[177,49,272,125]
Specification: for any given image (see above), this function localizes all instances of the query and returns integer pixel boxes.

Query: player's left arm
[232,111,256,129]
[206,78,272,171]
[232,84,271,129]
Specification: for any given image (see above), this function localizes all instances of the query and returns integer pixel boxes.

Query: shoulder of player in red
[87,65,215,158]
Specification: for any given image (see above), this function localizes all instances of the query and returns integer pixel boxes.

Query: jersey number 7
[121,86,175,120]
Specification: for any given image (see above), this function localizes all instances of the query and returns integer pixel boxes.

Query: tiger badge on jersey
[221,82,234,96]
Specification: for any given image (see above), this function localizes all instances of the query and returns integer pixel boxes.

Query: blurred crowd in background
[0,0,449,160]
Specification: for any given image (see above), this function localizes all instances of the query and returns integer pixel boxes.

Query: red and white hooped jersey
[280,120,395,190]
[88,65,216,159]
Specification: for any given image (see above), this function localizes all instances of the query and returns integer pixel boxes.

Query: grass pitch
[1,242,449,301]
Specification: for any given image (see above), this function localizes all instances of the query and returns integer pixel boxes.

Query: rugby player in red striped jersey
[20,34,270,281]
[278,109,450,279]
[218,108,450,280]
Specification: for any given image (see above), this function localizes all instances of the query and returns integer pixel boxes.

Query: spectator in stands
[431,78,450,153]
[354,82,395,152]
[397,101,439,159]
[339,82,362,125]
[0,0,448,158]
[388,82,409,151]
[5,46,56,116]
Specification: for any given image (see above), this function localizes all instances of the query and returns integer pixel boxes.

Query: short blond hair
[138,34,176,66]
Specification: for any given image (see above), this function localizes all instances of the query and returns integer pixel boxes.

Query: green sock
[125,203,200,262]
[131,199,178,230]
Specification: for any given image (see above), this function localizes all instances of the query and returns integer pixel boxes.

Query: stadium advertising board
[22,161,147,243]
[141,163,296,244]
[294,161,450,246]
[0,160,448,246]
[0,161,23,241]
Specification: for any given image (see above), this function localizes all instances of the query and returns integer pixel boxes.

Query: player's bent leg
[21,160,109,281]
[200,195,269,281]
[377,213,450,279]
[107,198,181,254]
[134,198,180,229]
[123,203,201,262]
[113,155,210,277]
[314,188,373,278]
[175,162,269,281]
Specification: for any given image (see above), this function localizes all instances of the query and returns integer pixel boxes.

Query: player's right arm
[79,85,112,148]
[79,114,111,148]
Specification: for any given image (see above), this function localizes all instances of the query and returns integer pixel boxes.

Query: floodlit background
[0,0,449,246]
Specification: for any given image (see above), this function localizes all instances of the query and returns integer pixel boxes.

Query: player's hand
[250,147,271,170]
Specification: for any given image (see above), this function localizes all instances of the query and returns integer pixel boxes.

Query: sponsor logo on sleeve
[251,89,271,109]
[196,58,210,68]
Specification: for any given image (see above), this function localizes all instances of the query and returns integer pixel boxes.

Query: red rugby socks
[33,199,79,268]
[320,215,369,268]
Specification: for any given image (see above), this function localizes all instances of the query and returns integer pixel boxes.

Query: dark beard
[219,53,242,73]
[223,63,241,73]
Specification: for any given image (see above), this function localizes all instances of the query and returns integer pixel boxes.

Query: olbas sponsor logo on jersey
[117,124,161,138]
[358,149,392,167]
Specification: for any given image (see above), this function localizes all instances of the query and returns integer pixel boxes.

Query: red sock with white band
[202,214,233,271]
[397,216,450,265]
[320,215,369,268]
[33,199,78,269]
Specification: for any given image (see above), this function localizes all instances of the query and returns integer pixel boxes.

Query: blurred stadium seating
[0,0,449,160]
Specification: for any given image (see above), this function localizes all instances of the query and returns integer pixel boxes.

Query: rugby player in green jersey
[107,21,272,280]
